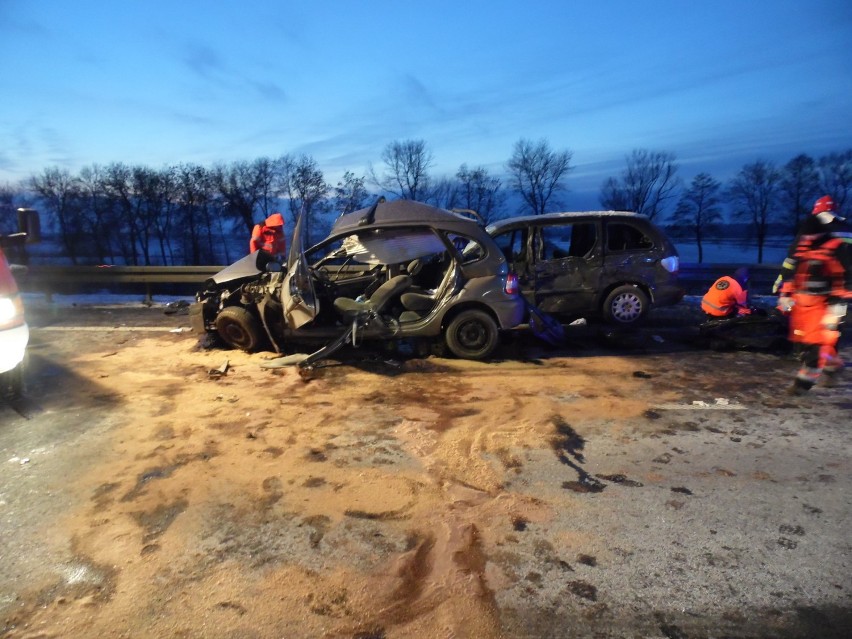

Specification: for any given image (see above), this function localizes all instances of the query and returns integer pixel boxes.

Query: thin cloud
[180,40,287,104]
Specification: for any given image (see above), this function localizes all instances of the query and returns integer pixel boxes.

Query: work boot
[785,378,813,396]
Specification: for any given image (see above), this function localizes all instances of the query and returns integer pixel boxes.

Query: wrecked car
[191,199,525,364]
[487,211,683,325]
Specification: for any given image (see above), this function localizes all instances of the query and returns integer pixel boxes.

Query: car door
[531,221,602,316]
[602,220,661,288]
[282,212,319,330]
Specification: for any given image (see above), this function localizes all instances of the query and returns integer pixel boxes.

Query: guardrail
[19,265,223,301]
[678,263,782,295]
[16,262,784,301]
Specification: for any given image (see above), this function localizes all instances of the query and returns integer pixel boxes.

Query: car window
[493,228,527,262]
[606,223,654,251]
[538,222,597,260]
[308,236,349,266]
[447,233,486,265]
[311,228,447,265]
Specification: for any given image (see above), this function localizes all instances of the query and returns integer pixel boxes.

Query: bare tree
[101,163,144,265]
[77,164,119,263]
[332,171,369,216]
[728,160,782,263]
[599,149,679,221]
[131,164,175,264]
[817,149,852,214]
[371,139,433,201]
[670,173,724,263]
[425,176,460,210]
[212,158,280,233]
[136,166,180,265]
[28,167,85,263]
[0,184,18,236]
[455,164,504,224]
[506,138,572,215]
[780,154,820,231]
[173,163,226,264]
[281,155,329,245]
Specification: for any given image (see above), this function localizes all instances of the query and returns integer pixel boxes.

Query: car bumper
[0,323,29,373]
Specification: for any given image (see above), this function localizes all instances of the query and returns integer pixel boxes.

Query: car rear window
[606,223,654,251]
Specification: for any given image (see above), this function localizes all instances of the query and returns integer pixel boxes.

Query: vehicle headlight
[0,296,25,329]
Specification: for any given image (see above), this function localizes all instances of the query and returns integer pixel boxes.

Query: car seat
[333,274,412,323]
[297,275,414,372]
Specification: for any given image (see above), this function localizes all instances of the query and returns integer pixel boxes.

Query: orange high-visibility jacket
[249,213,286,255]
[701,276,749,317]
[778,215,852,301]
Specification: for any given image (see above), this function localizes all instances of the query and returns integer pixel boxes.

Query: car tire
[603,285,649,325]
[215,306,262,351]
[445,309,499,360]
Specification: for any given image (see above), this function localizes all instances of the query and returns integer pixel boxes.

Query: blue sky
[2,0,850,209]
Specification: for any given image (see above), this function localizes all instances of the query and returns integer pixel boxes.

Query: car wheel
[445,309,499,360]
[215,306,262,351]
[603,285,649,325]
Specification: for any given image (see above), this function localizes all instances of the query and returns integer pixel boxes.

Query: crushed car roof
[332,199,480,235]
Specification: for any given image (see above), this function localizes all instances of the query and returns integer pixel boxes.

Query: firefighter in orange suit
[249,212,286,258]
[701,267,752,318]
[776,195,852,394]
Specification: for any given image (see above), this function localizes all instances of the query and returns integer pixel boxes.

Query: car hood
[209,252,265,285]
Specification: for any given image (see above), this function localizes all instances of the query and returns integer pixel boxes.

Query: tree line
[1,140,849,264]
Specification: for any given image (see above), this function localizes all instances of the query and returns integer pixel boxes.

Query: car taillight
[660,255,679,274]
[505,272,519,295]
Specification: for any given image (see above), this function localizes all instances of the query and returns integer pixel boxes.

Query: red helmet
[812,195,834,215]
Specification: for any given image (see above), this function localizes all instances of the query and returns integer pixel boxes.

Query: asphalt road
[0,299,850,638]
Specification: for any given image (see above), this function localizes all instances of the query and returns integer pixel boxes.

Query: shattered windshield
[336,229,447,265]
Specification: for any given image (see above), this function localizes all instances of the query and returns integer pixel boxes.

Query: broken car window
[538,223,597,260]
[447,233,486,265]
[606,223,654,252]
[492,228,527,263]
[337,229,446,265]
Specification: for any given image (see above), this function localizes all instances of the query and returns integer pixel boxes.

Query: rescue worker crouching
[776,195,852,395]
[701,267,752,319]
[250,212,287,261]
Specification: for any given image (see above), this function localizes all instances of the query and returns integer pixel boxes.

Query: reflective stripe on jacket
[701,276,748,316]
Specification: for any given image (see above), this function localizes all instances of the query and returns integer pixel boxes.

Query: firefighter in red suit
[249,212,286,258]
[776,195,852,394]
